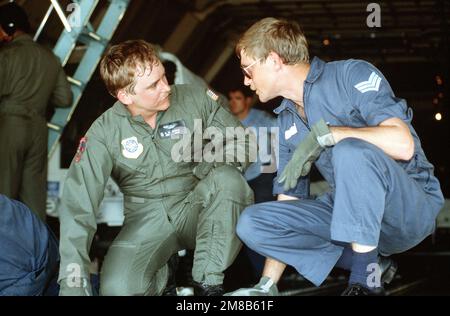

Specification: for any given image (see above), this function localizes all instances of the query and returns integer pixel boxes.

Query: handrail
[33,4,54,41]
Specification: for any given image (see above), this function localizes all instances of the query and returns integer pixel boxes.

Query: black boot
[162,254,179,296]
[193,281,224,296]
[341,283,386,296]
[380,256,398,285]
[342,257,397,296]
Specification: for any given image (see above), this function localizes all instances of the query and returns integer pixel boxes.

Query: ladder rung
[67,76,83,87]
[86,31,102,42]
[47,122,63,132]
[78,31,106,46]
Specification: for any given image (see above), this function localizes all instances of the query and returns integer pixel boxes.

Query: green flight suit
[58,85,255,296]
[0,34,73,221]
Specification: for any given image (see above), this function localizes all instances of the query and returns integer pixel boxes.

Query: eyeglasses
[241,58,261,80]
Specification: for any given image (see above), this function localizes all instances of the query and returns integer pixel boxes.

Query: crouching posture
[226,18,444,296]
[58,40,254,296]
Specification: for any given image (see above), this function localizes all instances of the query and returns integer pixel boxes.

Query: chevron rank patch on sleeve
[354,72,382,93]
[206,89,219,101]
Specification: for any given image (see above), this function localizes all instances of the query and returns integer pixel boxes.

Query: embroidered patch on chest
[121,136,144,159]
[158,120,187,139]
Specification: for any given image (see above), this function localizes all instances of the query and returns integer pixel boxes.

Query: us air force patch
[158,120,187,139]
[121,137,144,159]
[75,137,87,163]
[206,89,219,101]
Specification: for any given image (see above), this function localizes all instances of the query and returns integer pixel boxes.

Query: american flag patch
[75,137,88,163]
[206,89,219,101]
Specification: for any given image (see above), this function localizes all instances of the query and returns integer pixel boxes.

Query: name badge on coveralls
[121,137,144,159]
[285,123,298,140]
[158,120,187,139]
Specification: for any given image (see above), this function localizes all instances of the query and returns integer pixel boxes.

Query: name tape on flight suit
[158,120,187,139]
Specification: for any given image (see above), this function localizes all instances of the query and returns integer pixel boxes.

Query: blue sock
[349,248,379,290]
[335,246,353,271]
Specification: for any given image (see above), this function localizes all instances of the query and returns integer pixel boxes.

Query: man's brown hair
[236,17,309,65]
[100,40,160,97]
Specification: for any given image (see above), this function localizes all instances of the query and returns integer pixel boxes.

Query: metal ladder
[35,0,130,157]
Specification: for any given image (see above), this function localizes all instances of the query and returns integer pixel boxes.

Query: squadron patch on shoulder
[121,136,144,159]
[206,89,219,102]
[75,137,88,163]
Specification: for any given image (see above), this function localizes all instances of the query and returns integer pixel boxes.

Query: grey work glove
[278,119,334,191]
[59,278,92,296]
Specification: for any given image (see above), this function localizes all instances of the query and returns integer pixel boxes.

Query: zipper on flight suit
[149,112,173,223]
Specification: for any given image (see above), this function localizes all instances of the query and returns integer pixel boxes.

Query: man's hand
[59,277,92,296]
[193,162,215,179]
[194,160,228,179]
[278,119,334,191]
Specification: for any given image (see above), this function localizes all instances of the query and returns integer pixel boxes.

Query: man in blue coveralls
[226,17,444,296]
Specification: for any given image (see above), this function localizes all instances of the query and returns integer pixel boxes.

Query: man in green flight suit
[58,40,255,296]
[0,2,73,221]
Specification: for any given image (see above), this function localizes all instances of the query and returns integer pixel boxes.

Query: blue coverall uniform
[236,57,444,286]
[0,195,59,295]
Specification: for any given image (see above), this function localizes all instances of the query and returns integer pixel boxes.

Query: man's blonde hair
[100,40,160,97]
[236,17,309,65]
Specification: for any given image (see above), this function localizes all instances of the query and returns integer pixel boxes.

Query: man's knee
[236,205,261,248]
[100,277,134,296]
[209,165,253,201]
[332,138,381,167]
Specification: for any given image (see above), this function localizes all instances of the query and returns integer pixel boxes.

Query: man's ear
[117,89,132,105]
[268,51,284,70]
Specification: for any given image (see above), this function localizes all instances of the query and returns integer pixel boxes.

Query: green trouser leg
[0,116,47,221]
[20,119,47,221]
[99,205,180,296]
[99,165,253,295]
[173,165,255,286]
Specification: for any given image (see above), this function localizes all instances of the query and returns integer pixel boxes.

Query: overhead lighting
[323,38,330,46]
[435,113,442,121]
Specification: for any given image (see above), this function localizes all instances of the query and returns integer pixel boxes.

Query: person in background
[228,85,278,277]
[0,2,73,221]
